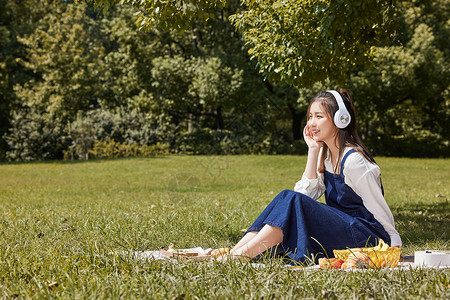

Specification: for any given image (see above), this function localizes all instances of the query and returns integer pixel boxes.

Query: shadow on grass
[392,200,449,244]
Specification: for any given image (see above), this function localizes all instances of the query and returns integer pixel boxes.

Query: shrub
[3,109,69,161]
[84,138,169,159]
[173,128,308,155]
[65,108,175,160]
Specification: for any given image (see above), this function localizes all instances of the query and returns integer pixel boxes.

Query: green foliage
[98,5,161,110]
[1,0,448,160]
[11,1,161,122]
[0,0,44,159]
[87,0,397,88]
[83,138,169,159]
[65,108,174,160]
[66,113,96,160]
[151,55,244,130]
[230,0,396,87]
[3,109,68,161]
[84,0,228,31]
[347,0,450,157]
[174,128,307,155]
[3,106,174,161]
[14,0,107,122]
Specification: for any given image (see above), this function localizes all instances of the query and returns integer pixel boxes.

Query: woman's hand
[303,124,323,151]
[302,124,322,179]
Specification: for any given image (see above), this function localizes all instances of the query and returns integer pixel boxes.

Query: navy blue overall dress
[246,149,391,262]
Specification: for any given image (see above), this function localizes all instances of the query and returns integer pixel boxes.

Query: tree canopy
[83,0,228,31]
[85,0,397,87]
[0,0,448,160]
[231,0,396,87]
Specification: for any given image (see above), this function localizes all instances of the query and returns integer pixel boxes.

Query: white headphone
[327,90,351,129]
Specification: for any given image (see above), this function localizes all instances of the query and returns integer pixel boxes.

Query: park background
[0,0,449,298]
[0,0,448,161]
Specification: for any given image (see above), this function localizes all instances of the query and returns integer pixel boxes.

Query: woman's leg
[231,231,258,252]
[232,224,283,258]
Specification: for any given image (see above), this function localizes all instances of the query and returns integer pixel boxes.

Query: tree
[83,0,228,31]
[347,0,449,157]
[13,0,108,122]
[0,0,46,159]
[4,0,447,160]
[82,0,401,145]
[86,0,397,88]
[151,56,243,131]
[231,0,397,88]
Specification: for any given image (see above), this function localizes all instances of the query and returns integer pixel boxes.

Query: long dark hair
[307,89,375,174]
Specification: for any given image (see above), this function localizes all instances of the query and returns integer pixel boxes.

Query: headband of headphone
[327,90,351,129]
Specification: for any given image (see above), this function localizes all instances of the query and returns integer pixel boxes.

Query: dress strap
[340,149,357,174]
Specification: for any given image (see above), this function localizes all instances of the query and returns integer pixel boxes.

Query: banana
[380,241,389,252]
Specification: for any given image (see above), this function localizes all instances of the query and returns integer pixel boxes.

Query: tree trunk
[215,106,224,130]
[188,113,193,133]
[288,104,304,140]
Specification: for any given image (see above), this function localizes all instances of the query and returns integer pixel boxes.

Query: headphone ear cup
[327,90,351,129]
[334,109,351,129]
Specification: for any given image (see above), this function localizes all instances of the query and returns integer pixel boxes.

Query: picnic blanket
[117,248,450,271]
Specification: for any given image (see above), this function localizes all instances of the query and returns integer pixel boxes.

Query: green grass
[0,155,449,299]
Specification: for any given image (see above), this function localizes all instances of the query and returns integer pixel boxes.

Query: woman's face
[307,101,337,144]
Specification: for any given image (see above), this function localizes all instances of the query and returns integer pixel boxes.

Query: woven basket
[333,242,401,268]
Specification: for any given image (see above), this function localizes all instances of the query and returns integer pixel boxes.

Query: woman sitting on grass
[218,89,401,262]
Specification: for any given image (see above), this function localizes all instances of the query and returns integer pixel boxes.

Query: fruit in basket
[333,239,401,269]
[373,239,390,251]
[319,257,345,269]
[342,249,371,269]
[341,261,357,269]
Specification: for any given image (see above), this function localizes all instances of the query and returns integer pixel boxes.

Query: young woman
[219,89,401,262]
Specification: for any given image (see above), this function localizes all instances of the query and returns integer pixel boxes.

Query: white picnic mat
[117,248,450,270]
[128,247,212,260]
[290,262,449,271]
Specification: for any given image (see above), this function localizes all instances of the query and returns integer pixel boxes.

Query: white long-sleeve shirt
[294,147,402,247]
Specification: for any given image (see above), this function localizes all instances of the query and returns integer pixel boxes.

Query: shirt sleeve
[293,148,326,200]
[343,152,402,247]
[293,173,326,200]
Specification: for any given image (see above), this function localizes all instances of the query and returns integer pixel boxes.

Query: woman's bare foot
[215,251,251,262]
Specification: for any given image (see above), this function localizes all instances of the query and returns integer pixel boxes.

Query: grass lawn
[0,155,449,299]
